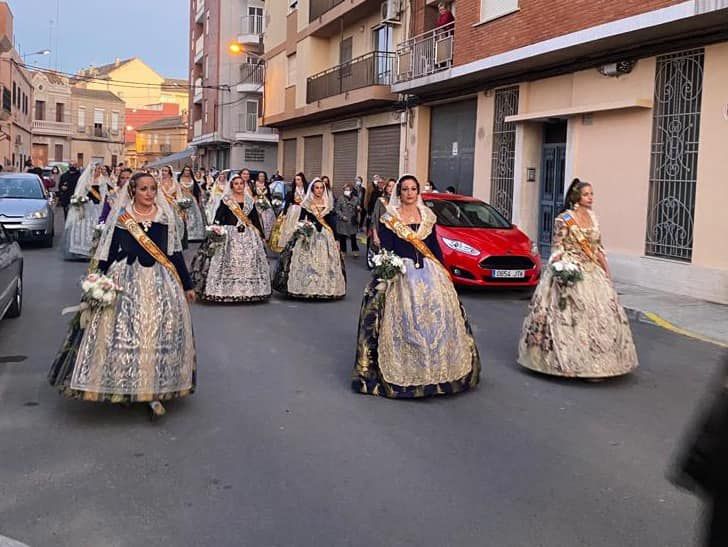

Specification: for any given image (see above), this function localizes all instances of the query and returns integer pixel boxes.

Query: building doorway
[429,99,476,195]
[538,120,567,257]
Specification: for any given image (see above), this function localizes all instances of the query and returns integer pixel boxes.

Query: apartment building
[76,58,189,113]
[70,87,125,168]
[188,0,277,173]
[387,0,728,303]
[30,71,72,166]
[134,115,189,167]
[125,103,181,168]
[262,0,404,190]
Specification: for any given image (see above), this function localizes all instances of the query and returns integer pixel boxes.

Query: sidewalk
[616,281,728,348]
[0,536,29,547]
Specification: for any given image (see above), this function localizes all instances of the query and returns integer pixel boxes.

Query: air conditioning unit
[380,0,402,23]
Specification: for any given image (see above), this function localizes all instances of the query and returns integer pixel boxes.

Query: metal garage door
[303,135,323,180]
[283,138,297,181]
[429,99,476,195]
[333,130,358,194]
[367,125,400,183]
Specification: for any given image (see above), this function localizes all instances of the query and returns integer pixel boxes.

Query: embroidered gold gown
[179,178,207,241]
[272,204,346,300]
[49,220,196,403]
[518,209,638,378]
[352,205,481,398]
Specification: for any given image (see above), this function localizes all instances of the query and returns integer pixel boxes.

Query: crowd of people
[46,163,638,418]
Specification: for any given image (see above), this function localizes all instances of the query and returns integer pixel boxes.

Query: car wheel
[6,275,22,318]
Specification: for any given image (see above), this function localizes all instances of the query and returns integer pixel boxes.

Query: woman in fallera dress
[61,162,111,260]
[49,172,197,419]
[252,171,276,241]
[178,164,207,242]
[159,165,188,249]
[190,174,271,303]
[518,178,638,379]
[206,171,228,222]
[273,177,346,300]
[351,175,481,398]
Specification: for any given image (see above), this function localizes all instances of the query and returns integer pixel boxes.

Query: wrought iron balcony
[309,0,344,21]
[306,51,395,104]
[395,22,454,83]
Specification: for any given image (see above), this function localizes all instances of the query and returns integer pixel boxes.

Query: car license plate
[492,269,525,279]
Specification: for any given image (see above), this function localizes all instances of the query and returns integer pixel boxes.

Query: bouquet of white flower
[70,196,89,206]
[550,259,583,309]
[205,224,227,256]
[176,197,194,210]
[81,272,122,308]
[295,220,315,240]
[257,197,271,211]
[372,249,406,291]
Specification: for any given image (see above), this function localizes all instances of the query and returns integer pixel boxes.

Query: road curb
[625,307,728,349]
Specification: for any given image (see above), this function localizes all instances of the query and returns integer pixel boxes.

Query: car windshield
[0,177,45,199]
[425,199,511,228]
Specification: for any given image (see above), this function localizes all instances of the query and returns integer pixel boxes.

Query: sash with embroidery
[118,213,183,288]
[224,195,261,237]
[560,212,603,270]
[382,213,445,272]
[304,204,333,233]
[88,186,102,202]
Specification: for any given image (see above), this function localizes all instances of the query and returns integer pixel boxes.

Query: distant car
[0,223,23,319]
[0,173,55,247]
[423,193,541,288]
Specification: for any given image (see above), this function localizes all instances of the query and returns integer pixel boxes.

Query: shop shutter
[282,138,297,181]
[367,125,400,183]
[303,135,323,180]
[333,130,358,194]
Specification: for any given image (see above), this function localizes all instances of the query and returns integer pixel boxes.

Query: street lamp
[22,49,51,60]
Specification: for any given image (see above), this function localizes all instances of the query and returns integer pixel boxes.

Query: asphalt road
[0,218,723,547]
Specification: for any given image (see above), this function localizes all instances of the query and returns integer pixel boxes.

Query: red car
[422,193,541,288]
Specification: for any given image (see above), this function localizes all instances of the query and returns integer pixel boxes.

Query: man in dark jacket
[58,163,81,219]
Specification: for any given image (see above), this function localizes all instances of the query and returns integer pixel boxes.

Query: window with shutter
[479,0,519,23]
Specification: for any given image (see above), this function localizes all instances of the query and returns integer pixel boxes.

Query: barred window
[489,86,519,221]
[645,49,704,261]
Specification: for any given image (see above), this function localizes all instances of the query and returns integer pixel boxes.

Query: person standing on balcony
[436,2,454,28]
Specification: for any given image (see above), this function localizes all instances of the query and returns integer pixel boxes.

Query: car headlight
[441,237,480,256]
[530,241,539,256]
[25,208,48,219]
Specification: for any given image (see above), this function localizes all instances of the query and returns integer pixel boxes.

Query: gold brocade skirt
[352,258,480,398]
[518,263,638,378]
[48,260,196,402]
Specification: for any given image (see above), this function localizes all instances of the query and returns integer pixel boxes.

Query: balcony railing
[306,51,395,104]
[240,62,265,87]
[395,22,454,83]
[32,119,72,134]
[309,0,344,21]
[195,0,205,23]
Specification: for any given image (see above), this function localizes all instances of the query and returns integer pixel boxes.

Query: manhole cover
[0,355,27,364]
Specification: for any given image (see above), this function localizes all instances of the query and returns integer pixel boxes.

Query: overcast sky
[8,0,189,79]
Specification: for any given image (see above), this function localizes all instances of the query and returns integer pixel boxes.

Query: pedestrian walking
[190,174,271,303]
[58,163,81,219]
[334,183,360,256]
[352,175,481,398]
[99,167,132,223]
[160,165,188,249]
[61,163,111,260]
[178,165,207,242]
[273,177,346,300]
[48,172,197,419]
[253,171,276,241]
[517,178,638,378]
[49,165,61,191]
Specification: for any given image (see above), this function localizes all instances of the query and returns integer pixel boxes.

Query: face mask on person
[344,190,351,197]
[355,180,362,187]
